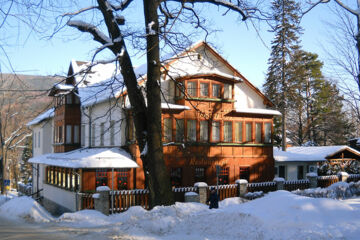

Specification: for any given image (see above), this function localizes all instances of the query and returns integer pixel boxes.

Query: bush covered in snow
[244,191,264,200]
[293,181,360,199]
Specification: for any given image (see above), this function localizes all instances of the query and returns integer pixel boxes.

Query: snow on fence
[284,180,310,191]
[111,189,150,213]
[317,175,339,188]
[247,182,277,193]
[347,174,360,183]
[173,186,198,202]
[208,184,238,201]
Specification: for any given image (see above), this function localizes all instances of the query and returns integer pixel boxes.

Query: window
[297,166,304,180]
[117,169,129,190]
[38,131,41,148]
[163,118,172,142]
[224,83,232,99]
[100,122,105,146]
[218,167,229,185]
[264,123,272,143]
[224,121,232,142]
[255,123,262,143]
[235,122,243,142]
[81,125,85,146]
[91,124,96,146]
[279,165,285,178]
[175,82,184,97]
[96,169,108,188]
[212,121,220,142]
[187,120,196,142]
[194,167,206,183]
[200,120,208,142]
[74,95,80,104]
[128,118,136,142]
[110,120,115,145]
[245,123,252,142]
[58,126,63,143]
[187,81,196,97]
[66,125,72,144]
[212,84,221,98]
[74,125,79,144]
[170,168,182,187]
[200,83,209,97]
[175,119,184,142]
[33,132,36,148]
[66,94,72,104]
[239,167,250,181]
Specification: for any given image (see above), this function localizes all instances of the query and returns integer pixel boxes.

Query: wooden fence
[80,174,360,213]
[111,189,149,213]
[81,193,94,209]
[248,181,277,193]
[284,180,310,191]
[208,184,238,201]
[317,175,339,188]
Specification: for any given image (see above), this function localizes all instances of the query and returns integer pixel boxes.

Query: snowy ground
[1,191,360,240]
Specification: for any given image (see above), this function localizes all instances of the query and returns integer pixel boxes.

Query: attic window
[197,54,202,60]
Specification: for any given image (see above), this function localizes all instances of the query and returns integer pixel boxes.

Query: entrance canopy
[29,147,139,169]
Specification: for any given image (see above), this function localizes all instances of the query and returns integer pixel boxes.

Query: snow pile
[55,191,360,239]
[0,196,54,222]
[293,181,360,199]
[0,195,10,206]
[244,191,264,200]
[58,209,110,227]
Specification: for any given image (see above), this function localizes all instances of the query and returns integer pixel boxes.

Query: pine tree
[264,0,302,150]
[20,137,32,184]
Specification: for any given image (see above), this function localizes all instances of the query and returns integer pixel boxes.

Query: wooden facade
[128,75,275,188]
[52,92,81,153]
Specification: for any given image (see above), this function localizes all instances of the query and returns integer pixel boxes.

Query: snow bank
[0,196,54,223]
[293,180,360,199]
[58,209,110,227]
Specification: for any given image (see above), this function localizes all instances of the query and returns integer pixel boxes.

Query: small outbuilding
[274,146,360,181]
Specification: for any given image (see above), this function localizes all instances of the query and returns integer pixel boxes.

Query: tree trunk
[143,0,174,207]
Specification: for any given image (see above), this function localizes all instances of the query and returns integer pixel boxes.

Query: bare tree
[61,0,266,208]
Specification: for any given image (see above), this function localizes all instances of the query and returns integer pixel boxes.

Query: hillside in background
[0,73,61,186]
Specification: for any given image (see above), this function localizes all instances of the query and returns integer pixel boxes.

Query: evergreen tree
[264,0,302,150]
[20,136,32,184]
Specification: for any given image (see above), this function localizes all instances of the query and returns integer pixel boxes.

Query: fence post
[194,182,208,204]
[235,179,248,197]
[306,173,318,188]
[338,172,349,182]
[94,186,110,216]
[274,178,285,190]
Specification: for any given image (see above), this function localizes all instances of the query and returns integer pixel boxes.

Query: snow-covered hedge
[293,181,360,199]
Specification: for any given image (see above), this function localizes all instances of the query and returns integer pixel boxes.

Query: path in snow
[0,216,124,240]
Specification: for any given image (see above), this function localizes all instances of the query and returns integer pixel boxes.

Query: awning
[29,147,139,169]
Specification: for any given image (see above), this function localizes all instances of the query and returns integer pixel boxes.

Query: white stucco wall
[234,82,266,109]
[81,98,126,148]
[43,184,77,211]
[275,162,318,181]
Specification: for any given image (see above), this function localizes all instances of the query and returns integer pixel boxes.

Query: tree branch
[67,20,111,45]
[164,0,249,20]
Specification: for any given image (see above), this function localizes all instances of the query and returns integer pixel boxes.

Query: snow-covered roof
[161,103,190,110]
[54,83,74,90]
[28,147,139,169]
[274,146,360,162]
[234,108,282,116]
[26,108,55,127]
[79,64,147,107]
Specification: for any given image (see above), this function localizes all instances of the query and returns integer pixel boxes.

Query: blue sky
[0,2,339,89]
